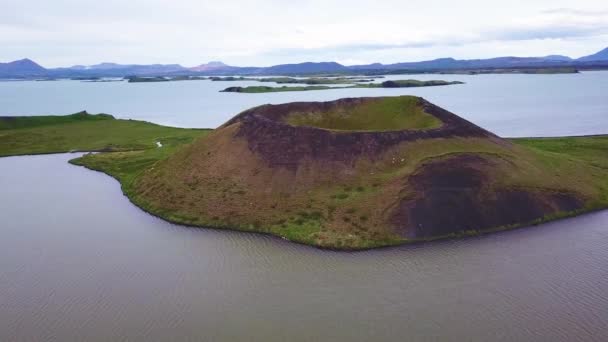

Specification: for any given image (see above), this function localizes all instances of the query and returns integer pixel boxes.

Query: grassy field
[221,85,335,93]
[220,80,463,93]
[512,136,608,169]
[0,112,208,157]
[285,96,442,131]
[0,111,113,130]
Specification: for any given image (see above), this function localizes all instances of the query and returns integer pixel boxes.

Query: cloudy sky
[1,0,607,67]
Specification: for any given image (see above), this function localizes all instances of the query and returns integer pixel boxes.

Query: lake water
[1,73,608,341]
[1,153,608,341]
[0,71,607,137]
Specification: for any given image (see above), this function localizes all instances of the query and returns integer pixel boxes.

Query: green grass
[0,112,208,157]
[0,111,114,130]
[221,85,335,93]
[70,142,194,189]
[125,76,170,83]
[219,79,463,93]
[74,133,608,250]
[511,136,608,170]
[284,96,442,131]
[374,80,464,87]
[259,77,374,85]
[210,76,253,81]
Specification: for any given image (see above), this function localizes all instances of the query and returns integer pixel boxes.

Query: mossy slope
[6,101,606,250]
[117,96,608,249]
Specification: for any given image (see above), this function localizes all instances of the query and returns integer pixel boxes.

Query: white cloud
[0,0,606,66]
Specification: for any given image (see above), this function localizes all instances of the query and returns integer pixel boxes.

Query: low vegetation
[220,79,463,93]
[209,76,252,81]
[258,77,376,84]
[126,76,208,83]
[373,80,463,87]
[0,111,207,157]
[221,85,336,93]
[284,96,441,131]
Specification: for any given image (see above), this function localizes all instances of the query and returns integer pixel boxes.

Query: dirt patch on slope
[392,154,585,238]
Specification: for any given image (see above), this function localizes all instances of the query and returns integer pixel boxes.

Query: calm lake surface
[1,74,608,341]
[0,71,607,137]
[1,154,608,341]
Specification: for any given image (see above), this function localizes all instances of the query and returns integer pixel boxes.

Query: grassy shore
[2,110,607,250]
[0,112,208,157]
[285,96,441,131]
[220,80,463,93]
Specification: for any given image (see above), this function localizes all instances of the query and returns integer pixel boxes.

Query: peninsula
[2,97,608,250]
[221,80,464,93]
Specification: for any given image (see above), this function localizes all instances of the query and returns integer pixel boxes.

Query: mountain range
[1,47,608,78]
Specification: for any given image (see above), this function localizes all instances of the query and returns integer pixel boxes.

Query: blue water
[1,71,607,137]
[1,153,607,341]
[2,72,608,341]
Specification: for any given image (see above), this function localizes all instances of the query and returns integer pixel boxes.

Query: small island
[112,96,605,249]
[221,85,338,93]
[257,77,378,84]
[126,75,208,83]
[3,96,608,250]
[221,79,464,93]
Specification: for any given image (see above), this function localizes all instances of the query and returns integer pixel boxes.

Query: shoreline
[2,111,606,250]
[7,151,605,252]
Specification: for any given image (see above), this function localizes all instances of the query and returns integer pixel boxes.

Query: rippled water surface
[1,154,608,341]
[0,71,607,137]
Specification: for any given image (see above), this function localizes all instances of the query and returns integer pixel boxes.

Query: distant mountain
[50,63,187,77]
[0,58,47,77]
[258,62,348,75]
[190,61,231,72]
[577,47,608,62]
[542,55,572,61]
[1,46,607,78]
[186,61,347,75]
[350,55,582,71]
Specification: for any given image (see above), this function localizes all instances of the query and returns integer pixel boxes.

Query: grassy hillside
[3,101,607,250]
[0,112,208,157]
[67,96,607,250]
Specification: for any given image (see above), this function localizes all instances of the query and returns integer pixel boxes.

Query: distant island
[125,75,208,83]
[2,97,608,249]
[221,80,464,93]
[1,46,607,79]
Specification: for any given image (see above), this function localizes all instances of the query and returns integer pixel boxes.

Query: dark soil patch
[393,154,584,238]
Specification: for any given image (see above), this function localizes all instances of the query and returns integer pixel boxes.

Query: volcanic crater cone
[134,96,591,249]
